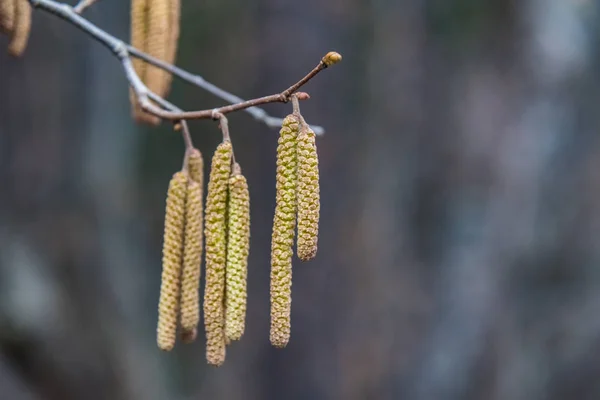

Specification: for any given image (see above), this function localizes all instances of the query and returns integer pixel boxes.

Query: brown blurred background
[2,0,600,399]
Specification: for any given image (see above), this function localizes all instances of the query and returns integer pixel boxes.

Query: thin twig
[146,92,193,150]
[28,0,332,135]
[127,47,325,135]
[73,0,97,14]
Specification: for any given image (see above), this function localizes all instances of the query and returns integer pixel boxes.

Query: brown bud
[157,171,187,351]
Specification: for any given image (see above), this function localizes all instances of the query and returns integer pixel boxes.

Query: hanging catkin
[225,164,250,341]
[0,0,15,34]
[129,0,180,124]
[157,171,187,351]
[296,124,320,261]
[203,140,232,366]
[7,0,31,57]
[145,0,171,97]
[164,0,180,91]
[130,0,159,125]
[179,149,204,341]
[270,114,299,348]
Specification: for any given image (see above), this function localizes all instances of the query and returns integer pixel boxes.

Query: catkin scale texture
[203,141,232,366]
[157,171,187,351]
[225,171,250,341]
[187,148,204,183]
[296,126,320,261]
[8,0,31,57]
[179,180,203,335]
[180,148,204,338]
[270,114,299,348]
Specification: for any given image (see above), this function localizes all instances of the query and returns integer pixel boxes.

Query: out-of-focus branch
[27,0,341,135]
[73,0,97,14]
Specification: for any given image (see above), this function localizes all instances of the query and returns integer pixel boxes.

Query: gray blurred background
[2,0,600,399]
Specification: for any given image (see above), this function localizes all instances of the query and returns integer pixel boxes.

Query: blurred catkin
[270,114,299,348]
[225,166,250,341]
[7,0,31,57]
[0,0,15,34]
[130,0,160,125]
[157,171,187,351]
[179,180,203,337]
[296,124,320,261]
[145,0,171,97]
[129,0,180,124]
[203,141,233,366]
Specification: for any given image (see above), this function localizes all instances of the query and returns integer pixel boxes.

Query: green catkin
[179,149,204,341]
[203,141,233,366]
[157,171,187,351]
[270,114,299,348]
[225,165,250,341]
[296,124,320,261]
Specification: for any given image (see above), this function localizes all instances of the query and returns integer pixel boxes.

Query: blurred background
[2,0,600,399]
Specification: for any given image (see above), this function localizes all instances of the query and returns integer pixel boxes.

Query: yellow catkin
[179,148,204,341]
[0,0,15,35]
[225,165,250,341]
[157,171,187,351]
[296,124,320,261]
[203,141,232,366]
[8,0,31,57]
[270,114,299,348]
[187,148,204,183]
[130,0,160,125]
[145,0,171,98]
[179,180,203,339]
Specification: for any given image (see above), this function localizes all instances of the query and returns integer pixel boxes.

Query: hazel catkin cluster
[130,0,180,124]
[157,148,205,351]
[269,111,321,348]
[0,0,31,57]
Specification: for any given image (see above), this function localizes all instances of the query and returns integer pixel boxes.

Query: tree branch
[28,0,339,135]
[73,0,98,14]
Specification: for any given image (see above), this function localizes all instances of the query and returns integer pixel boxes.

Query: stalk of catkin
[270,114,299,348]
[225,165,250,341]
[203,141,232,366]
[296,124,320,261]
[130,0,160,125]
[0,0,15,34]
[8,0,31,57]
[157,171,187,351]
[179,149,204,342]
